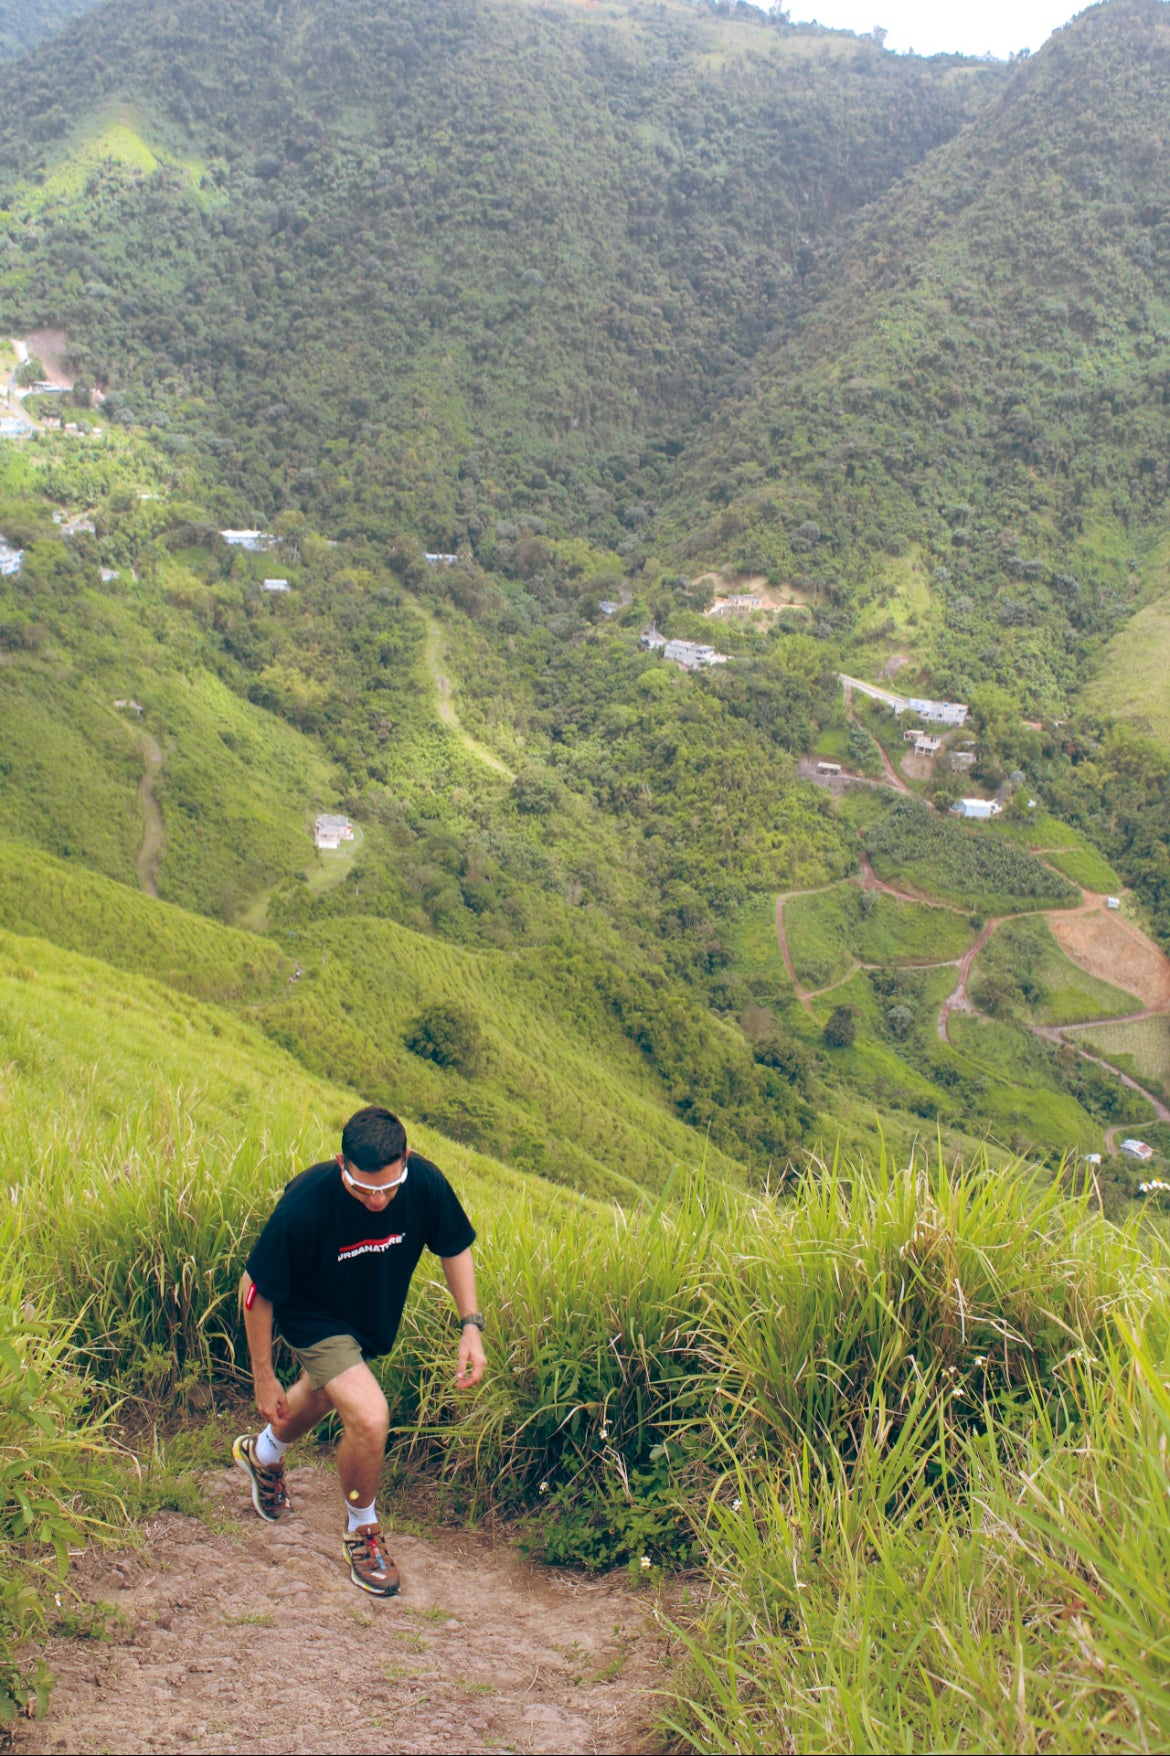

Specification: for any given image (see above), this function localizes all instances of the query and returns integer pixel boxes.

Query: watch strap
[459,1311,485,1330]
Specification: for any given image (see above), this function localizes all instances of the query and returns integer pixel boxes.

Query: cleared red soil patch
[1048,906,1170,1011]
[22,329,72,387]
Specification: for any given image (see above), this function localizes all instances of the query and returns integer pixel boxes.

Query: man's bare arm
[239,1271,289,1423]
[440,1248,486,1390]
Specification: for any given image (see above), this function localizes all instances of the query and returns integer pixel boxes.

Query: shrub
[823,1004,856,1048]
[404,1003,486,1076]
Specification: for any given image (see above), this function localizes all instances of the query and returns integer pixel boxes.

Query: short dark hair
[341,1106,407,1172]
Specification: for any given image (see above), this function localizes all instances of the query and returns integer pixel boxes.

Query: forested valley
[2,1,1170,1748]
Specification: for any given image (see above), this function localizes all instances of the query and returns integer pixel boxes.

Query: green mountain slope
[1,410,1146,1176]
[0,836,754,1199]
[0,0,1005,542]
[0,0,102,61]
[0,0,1163,1179]
[659,0,1170,715]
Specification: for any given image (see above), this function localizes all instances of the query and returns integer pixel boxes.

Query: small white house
[1106,896,1121,911]
[314,813,355,851]
[262,578,291,593]
[1084,1153,1103,1167]
[423,553,458,566]
[1120,1139,1155,1162]
[100,568,120,583]
[222,529,275,553]
[903,696,969,726]
[706,594,764,616]
[0,537,23,576]
[598,600,621,617]
[663,639,729,670]
[953,798,1001,820]
[640,629,667,651]
[816,761,842,776]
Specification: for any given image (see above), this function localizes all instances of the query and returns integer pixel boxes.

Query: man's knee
[352,1403,389,1449]
[327,1365,389,1447]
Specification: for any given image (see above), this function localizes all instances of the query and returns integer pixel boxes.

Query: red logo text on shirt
[337,1234,405,1263]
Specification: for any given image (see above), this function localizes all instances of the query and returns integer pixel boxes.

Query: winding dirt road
[774,848,1170,1149]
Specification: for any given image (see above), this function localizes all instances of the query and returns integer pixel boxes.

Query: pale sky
[782,0,1089,59]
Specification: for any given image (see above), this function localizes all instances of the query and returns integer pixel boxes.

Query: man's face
[337,1153,408,1212]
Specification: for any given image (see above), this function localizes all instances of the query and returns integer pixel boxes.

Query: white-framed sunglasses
[336,1152,410,1195]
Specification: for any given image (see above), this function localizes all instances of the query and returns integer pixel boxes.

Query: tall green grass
[666,1316,1170,1752]
[4,925,1170,1747]
[0,1235,114,1724]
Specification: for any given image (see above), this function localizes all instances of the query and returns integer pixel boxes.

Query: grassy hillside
[0,851,754,1197]
[7,982,1170,1749]
[784,883,975,990]
[1081,534,1170,748]
[0,842,286,999]
[0,522,341,915]
[971,914,1141,1025]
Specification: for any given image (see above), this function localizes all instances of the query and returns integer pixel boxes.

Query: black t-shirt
[245,1153,476,1356]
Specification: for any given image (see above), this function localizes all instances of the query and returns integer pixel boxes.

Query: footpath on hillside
[135,734,165,899]
[416,608,516,781]
[17,1464,666,1756]
[775,823,1170,1139]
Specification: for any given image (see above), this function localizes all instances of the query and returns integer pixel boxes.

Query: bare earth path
[135,734,165,898]
[936,917,1002,1043]
[785,716,1170,1138]
[17,1465,664,1756]
[417,610,515,781]
[776,841,1170,1140]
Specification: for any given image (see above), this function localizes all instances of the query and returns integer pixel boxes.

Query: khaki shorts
[286,1332,368,1392]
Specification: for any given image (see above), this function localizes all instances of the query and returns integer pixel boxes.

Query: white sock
[346,1498,377,1532]
[254,1425,289,1468]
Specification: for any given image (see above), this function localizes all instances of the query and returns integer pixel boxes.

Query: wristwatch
[460,1311,486,1331]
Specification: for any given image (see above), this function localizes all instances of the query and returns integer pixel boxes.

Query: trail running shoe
[232,1433,294,1522]
[344,1523,400,1597]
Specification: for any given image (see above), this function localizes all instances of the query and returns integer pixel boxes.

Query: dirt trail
[775,888,832,1014]
[1029,1022,1170,1137]
[874,740,911,796]
[417,611,515,782]
[18,1464,665,1756]
[854,851,967,914]
[135,734,165,898]
[936,917,1002,1043]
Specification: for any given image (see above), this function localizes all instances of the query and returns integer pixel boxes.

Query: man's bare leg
[322,1362,398,1594]
[233,1372,328,1521]
[323,1361,390,1507]
[270,1372,333,1446]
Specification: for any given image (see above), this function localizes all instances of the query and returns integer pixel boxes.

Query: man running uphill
[234,1106,486,1597]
